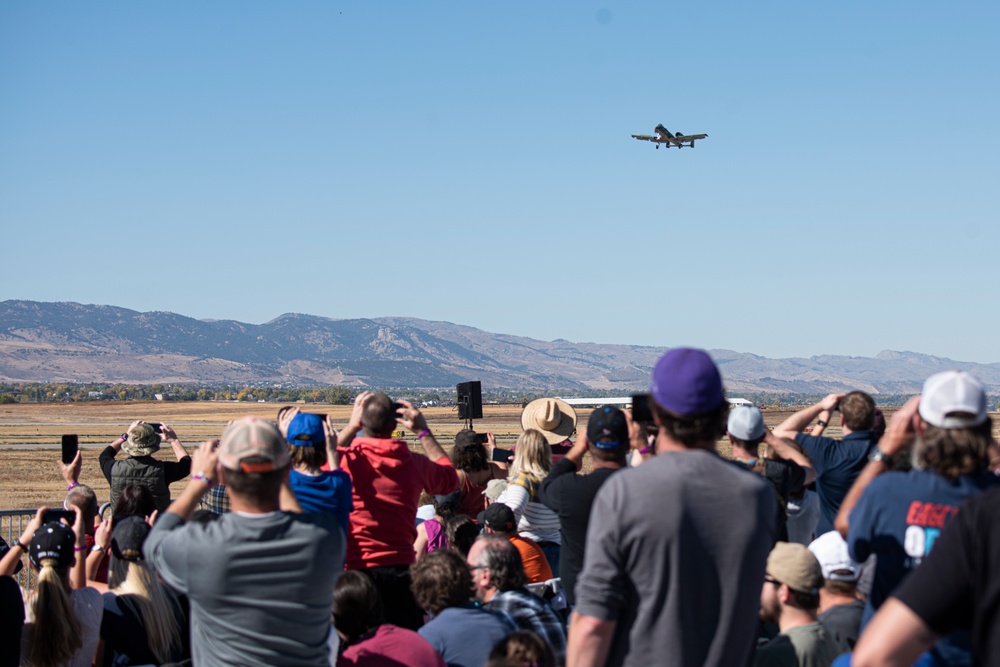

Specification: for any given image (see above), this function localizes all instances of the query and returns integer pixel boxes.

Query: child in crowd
[283,411,354,535]
[413,491,460,559]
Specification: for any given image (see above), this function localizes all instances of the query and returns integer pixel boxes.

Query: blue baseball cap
[650,348,725,417]
[286,413,325,447]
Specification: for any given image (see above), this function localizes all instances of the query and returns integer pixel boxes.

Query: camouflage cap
[218,417,290,473]
[123,423,161,457]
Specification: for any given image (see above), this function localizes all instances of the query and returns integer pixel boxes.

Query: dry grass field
[0,400,851,511]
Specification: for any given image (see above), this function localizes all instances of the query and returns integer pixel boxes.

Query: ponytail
[28,560,82,667]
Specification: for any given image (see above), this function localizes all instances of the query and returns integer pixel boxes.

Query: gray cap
[728,406,765,441]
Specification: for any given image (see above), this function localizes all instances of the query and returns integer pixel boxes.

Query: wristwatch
[91,544,105,553]
[869,447,893,465]
[816,420,828,427]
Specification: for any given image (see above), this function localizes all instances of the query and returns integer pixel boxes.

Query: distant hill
[2,300,1000,393]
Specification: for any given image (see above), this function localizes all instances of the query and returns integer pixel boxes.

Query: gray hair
[473,534,525,592]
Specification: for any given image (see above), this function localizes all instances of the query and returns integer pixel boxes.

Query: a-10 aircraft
[631,124,708,149]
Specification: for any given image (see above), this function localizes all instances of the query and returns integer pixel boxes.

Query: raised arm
[810,408,833,437]
[0,508,45,577]
[323,415,340,470]
[835,396,920,538]
[396,400,447,462]
[337,391,372,450]
[100,423,136,483]
[60,450,83,488]
[773,394,843,440]
[70,505,87,590]
[485,432,509,474]
[165,440,219,522]
[762,430,816,486]
[160,424,190,462]
[561,432,590,472]
[86,517,112,591]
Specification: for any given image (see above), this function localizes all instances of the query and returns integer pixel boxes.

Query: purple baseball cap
[650,348,725,416]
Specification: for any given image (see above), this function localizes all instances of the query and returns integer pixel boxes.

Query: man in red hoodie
[335,391,459,630]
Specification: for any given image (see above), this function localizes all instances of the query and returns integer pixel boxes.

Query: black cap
[478,503,517,533]
[587,406,629,450]
[29,522,75,569]
[111,516,151,562]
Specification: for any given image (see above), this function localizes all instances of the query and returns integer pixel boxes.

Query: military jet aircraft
[631,124,708,149]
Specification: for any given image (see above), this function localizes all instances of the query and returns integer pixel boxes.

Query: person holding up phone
[450,429,509,521]
[0,505,103,667]
[100,421,192,514]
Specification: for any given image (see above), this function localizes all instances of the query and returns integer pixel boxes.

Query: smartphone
[392,402,404,413]
[145,423,163,433]
[631,393,653,424]
[491,447,514,462]
[476,433,490,444]
[45,509,75,525]
[61,434,79,465]
[311,413,328,422]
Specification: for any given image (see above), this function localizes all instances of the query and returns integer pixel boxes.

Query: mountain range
[2,300,999,395]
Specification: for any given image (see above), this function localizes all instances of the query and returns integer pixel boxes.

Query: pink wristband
[417,429,431,439]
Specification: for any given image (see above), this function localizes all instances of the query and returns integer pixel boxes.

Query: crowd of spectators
[1,351,999,667]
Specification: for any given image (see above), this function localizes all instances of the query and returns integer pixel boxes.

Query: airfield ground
[0,400,891,511]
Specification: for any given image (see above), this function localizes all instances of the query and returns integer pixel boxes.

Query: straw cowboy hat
[520,398,578,445]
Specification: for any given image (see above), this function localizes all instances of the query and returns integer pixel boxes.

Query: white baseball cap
[808,531,861,582]
[918,370,987,429]
[727,406,765,441]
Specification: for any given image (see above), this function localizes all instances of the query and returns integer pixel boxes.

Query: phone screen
[61,434,79,465]
[631,394,653,424]
[491,447,513,462]
[45,509,75,525]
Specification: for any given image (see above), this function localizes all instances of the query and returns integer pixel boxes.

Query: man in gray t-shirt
[145,416,345,667]
[568,348,777,667]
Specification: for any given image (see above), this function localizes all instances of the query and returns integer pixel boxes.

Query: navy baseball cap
[650,348,725,416]
[587,406,629,449]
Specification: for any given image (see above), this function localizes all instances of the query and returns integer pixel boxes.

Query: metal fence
[0,509,35,588]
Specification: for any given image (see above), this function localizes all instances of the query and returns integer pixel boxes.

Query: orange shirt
[510,534,553,584]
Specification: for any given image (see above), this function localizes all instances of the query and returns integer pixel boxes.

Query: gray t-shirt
[575,450,777,667]
[145,510,345,666]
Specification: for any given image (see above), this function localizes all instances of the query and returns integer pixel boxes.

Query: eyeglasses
[764,576,782,586]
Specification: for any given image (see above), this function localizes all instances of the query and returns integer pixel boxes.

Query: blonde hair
[510,429,552,479]
[109,556,182,663]
[26,560,82,667]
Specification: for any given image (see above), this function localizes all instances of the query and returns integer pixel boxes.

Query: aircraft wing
[684,133,708,141]
[631,134,659,142]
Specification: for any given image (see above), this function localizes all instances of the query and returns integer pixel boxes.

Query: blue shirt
[848,468,1000,624]
[795,431,877,535]
[288,469,353,535]
[418,605,514,667]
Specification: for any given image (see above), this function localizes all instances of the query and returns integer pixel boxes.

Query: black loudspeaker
[457,381,483,420]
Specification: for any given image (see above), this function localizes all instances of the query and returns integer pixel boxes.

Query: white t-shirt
[21,585,103,667]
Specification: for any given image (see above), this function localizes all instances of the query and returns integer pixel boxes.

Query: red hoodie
[337,436,458,569]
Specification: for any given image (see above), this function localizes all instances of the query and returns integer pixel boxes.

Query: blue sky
[2,2,998,362]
